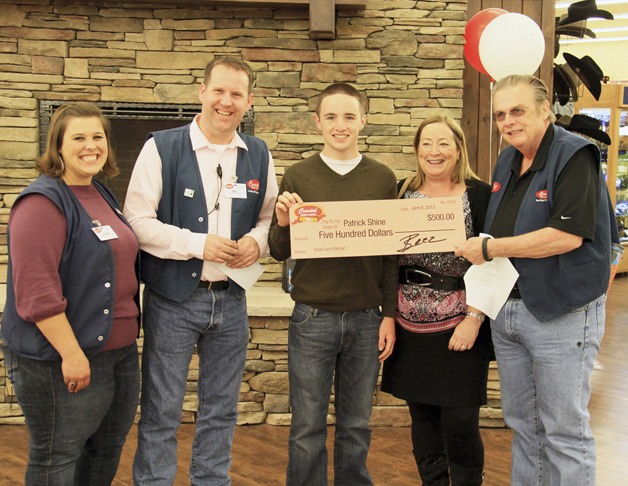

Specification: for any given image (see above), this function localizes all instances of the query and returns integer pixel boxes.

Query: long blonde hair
[408,115,478,191]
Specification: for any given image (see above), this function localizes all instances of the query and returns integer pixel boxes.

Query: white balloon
[478,13,545,81]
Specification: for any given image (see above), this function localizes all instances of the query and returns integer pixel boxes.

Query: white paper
[463,235,519,319]
[209,262,264,291]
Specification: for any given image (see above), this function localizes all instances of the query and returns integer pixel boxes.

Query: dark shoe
[414,449,449,486]
[449,462,484,486]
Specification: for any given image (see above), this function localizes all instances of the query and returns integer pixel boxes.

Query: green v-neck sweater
[269,154,398,316]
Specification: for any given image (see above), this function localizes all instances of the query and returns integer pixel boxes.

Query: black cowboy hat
[555,63,581,103]
[553,64,575,105]
[556,0,614,27]
[556,114,612,145]
[555,22,596,39]
[563,52,604,100]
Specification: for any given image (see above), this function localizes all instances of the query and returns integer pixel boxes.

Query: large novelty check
[289,198,466,259]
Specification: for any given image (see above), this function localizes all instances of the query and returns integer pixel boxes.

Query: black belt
[509,285,521,299]
[198,280,229,291]
[399,266,465,291]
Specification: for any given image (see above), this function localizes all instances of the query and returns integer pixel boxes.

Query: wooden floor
[2,275,627,485]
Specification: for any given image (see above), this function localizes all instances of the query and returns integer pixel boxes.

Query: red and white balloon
[464,10,545,81]
[464,8,507,78]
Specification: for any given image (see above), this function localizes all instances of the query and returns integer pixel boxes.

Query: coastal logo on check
[292,204,326,224]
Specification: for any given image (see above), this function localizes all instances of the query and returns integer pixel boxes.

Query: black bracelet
[482,237,493,262]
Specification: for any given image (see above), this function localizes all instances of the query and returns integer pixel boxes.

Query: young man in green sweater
[268,83,398,485]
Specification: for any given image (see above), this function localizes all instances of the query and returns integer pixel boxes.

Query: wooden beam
[310,0,336,40]
[82,0,364,39]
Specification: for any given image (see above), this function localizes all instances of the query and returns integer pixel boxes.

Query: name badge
[92,225,118,241]
[224,183,247,199]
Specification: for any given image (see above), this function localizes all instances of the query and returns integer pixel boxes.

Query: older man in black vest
[456,74,614,486]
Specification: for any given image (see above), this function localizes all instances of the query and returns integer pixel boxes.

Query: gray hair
[493,74,556,123]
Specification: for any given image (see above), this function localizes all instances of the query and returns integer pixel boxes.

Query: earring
[59,154,65,172]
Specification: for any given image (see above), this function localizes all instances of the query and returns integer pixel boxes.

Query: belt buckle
[405,268,432,287]
[209,281,228,291]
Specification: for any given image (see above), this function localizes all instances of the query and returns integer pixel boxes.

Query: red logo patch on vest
[491,181,501,193]
[535,190,548,201]
[247,179,260,192]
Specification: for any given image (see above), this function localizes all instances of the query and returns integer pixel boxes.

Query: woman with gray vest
[1,102,140,485]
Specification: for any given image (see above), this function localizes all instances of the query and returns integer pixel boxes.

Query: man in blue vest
[124,58,278,485]
[456,74,613,486]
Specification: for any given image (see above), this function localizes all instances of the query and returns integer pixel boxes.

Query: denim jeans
[491,294,605,486]
[286,303,382,486]
[2,343,139,486]
[133,286,248,486]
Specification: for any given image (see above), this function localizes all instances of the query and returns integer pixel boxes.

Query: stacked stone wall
[0,0,505,427]
[0,311,504,427]
[0,0,468,282]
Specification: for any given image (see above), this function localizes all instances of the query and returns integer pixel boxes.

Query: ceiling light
[593,26,628,32]
[559,35,628,44]
[587,12,628,21]
[556,0,628,7]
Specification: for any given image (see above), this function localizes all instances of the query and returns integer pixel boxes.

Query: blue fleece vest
[140,125,269,302]
[485,125,611,322]
[2,176,139,360]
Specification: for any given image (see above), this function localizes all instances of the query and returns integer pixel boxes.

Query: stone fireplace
[38,101,253,208]
[0,0,505,427]
[0,0,474,288]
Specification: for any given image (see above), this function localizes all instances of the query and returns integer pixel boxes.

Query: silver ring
[461,345,467,350]
[69,382,77,387]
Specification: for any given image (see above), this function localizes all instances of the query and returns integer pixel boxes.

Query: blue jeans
[2,343,139,486]
[492,295,605,486]
[286,303,382,486]
[133,286,248,486]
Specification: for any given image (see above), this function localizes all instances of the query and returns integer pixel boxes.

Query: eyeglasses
[492,107,527,122]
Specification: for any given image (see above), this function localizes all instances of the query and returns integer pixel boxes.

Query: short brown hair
[203,58,254,95]
[37,102,119,178]
[315,82,368,116]
[409,115,479,191]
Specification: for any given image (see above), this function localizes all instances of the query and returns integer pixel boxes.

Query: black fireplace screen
[38,101,254,209]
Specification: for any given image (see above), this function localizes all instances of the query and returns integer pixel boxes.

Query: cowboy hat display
[563,52,604,100]
[556,0,614,27]
[555,114,612,145]
[555,22,596,39]
[553,64,576,105]
[557,59,588,100]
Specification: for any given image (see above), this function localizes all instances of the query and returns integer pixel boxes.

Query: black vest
[140,125,269,302]
[486,126,611,321]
